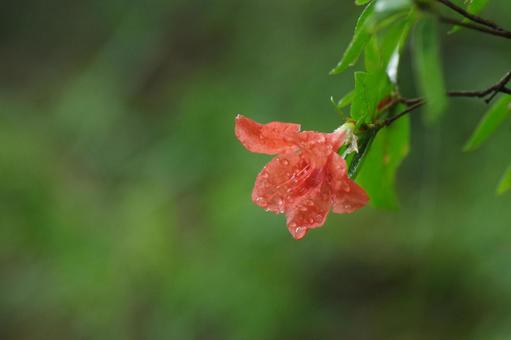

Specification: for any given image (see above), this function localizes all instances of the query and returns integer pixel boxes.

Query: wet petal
[326,153,368,214]
[327,129,346,151]
[252,152,315,213]
[326,153,348,186]
[288,226,308,240]
[296,131,334,168]
[332,179,369,214]
[235,114,300,154]
[285,179,332,237]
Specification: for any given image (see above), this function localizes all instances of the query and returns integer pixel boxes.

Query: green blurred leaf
[497,166,511,195]
[463,96,511,151]
[356,113,410,208]
[337,90,355,109]
[450,0,490,33]
[330,1,376,75]
[375,0,412,14]
[351,70,392,124]
[355,0,372,5]
[364,36,381,73]
[413,15,447,125]
[365,12,413,82]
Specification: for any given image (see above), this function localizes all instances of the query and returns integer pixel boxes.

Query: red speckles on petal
[235,115,300,155]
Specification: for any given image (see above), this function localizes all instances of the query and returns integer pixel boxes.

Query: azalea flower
[235,114,369,240]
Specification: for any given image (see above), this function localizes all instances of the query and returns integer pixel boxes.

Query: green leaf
[355,0,372,5]
[347,129,377,178]
[365,13,413,82]
[330,1,376,75]
[337,90,355,109]
[497,166,511,195]
[374,0,412,14]
[356,112,410,208]
[450,0,490,33]
[351,70,392,124]
[463,96,511,151]
[413,15,447,124]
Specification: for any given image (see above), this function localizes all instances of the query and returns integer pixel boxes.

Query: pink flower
[235,114,369,240]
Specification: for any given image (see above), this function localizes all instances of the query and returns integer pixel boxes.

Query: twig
[383,71,511,127]
[435,0,503,31]
[438,16,511,39]
[383,101,424,127]
[401,71,511,105]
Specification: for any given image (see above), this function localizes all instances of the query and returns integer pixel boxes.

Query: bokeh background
[1,0,511,339]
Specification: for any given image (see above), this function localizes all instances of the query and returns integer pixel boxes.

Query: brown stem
[435,0,503,31]
[438,16,511,39]
[383,71,511,127]
[383,101,424,127]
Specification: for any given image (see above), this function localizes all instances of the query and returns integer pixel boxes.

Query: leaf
[337,90,355,109]
[450,0,490,34]
[347,129,377,178]
[330,1,376,75]
[374,0,412,14]
[463,96,511,151]
[355,0,372,5]
[355,112,410,208]
[365,13,413,81]
[413,15,447,124]
[351,70,392,124]
[497,166,511,195]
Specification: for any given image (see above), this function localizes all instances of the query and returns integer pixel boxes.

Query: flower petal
[235,114,300,154]
[288,226,309,240]
[285,179,332,239]
[296,131,336,169]
[326,153,368,214]
[252,151,314,213]
[326,153,348,185]
[332,179,369,214]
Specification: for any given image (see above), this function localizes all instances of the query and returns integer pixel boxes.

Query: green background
[1,0,511,339]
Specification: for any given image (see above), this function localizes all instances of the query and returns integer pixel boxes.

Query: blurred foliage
[1,0,511,339]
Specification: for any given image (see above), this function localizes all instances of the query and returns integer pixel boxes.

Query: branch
[435,0,503,31]
[383,101,424,127]
[382,71,511,127]
[438,16,511,39]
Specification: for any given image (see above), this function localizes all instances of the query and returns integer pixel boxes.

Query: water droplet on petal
[315,214,323,222]
[261,172,269,179]
[299,206,308,212]
[289,222,297,228]
[256,197,268,207]
[342,182,351,192]
[306,200,314,206]
[344,204,352,210]
[308,218,314,224]
[280,159,289,165]
[290,226,307,240]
